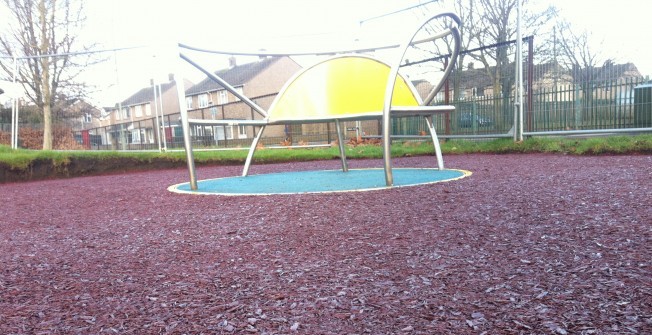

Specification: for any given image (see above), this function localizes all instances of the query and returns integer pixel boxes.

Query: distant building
[451,61,643,101]
[184,56,301,142]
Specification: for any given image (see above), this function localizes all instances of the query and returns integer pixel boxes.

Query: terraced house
[183,56,301,145]
[90,76,188,149]
[78,56,301,149]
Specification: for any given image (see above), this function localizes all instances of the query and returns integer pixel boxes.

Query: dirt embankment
[0,156,188,183]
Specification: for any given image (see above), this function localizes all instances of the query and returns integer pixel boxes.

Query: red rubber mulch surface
[1,154,650,334]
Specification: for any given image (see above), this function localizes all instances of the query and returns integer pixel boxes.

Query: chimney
[228,56,237,68]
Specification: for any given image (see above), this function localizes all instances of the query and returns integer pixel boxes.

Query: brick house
[453,61,642,101]
[183,56,302,143]
[101,76,192,148]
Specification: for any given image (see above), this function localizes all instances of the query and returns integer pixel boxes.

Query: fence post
[574,85,582,129]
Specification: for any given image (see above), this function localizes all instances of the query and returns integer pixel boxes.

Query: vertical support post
[527,36,534,132]
[158,84,167,151]
[514,0,524,142]
[335,119,348,172]
[382,102,394,186]
[355,120,362,141]
[11,56,18,149]
[444,56,451,136]
[152,79,162,152]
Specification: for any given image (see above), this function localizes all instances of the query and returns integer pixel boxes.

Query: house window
[122,107,130,119]
[145,103,152,116]
[186,97,193,109]
[135,105,143,117]
[199,94,209,108]
[235,87,243,101]
[82,113,92,123]
[194,125,205,137]
[131,129,141,144]
[214,125,234,140]
[238,125,247,139]
[218,90,228,105]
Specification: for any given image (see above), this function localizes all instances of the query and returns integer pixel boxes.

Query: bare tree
[442,0,482,102]
[555,19,603,93]
[0,0,92,149]
[468,0,556,124]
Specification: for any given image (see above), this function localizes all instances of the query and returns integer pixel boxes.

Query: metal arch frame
[175,12,462,190]
[382,12,461,186]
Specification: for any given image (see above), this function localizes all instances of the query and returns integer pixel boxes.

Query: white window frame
[218,90,228,105]
[122,107,130,119]
[238,125,247,139]
[145,103,152,116]
[135,105,143,117]
[186,97,193,109]
[213,125,234,140]
[194,125,205,137]
[198,93,209,108]
[131,129,141,144]
[82,113,92,123]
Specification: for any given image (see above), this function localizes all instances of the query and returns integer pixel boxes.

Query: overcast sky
[84,0,652,69]
[547,0,651,73]
[2,0,651,105]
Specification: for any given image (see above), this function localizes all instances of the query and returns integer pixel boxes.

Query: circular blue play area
[168,168,471,196]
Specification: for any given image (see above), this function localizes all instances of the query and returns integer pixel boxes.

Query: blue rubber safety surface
[168,168,471,196]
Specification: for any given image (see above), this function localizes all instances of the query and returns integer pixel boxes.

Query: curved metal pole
[382,13,461,186]
[177,27,457,58]
[425,116,444,170]
[242,125,266,177]
[423,27,461,105]
[174,53,197,190]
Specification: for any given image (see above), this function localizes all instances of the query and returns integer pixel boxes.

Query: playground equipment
[175,12,461,191]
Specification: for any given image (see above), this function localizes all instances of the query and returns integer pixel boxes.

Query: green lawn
[1,134,651,182]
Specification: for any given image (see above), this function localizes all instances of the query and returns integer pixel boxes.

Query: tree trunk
[39,0,52,150]
[42,98,53,149]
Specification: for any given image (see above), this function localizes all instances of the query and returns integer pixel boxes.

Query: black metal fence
[12,34,651,151]
[68,76,651,151]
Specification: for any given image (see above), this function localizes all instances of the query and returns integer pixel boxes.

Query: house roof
[574,62,640,83]
[455,61,641,89]
[185,57,283,96]
[121,81,177,107]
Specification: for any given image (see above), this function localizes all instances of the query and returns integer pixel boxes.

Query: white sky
[2,0,651,106]
[546,0,652,74]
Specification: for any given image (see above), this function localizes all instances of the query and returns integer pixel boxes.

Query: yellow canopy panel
[267,56,421,122]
